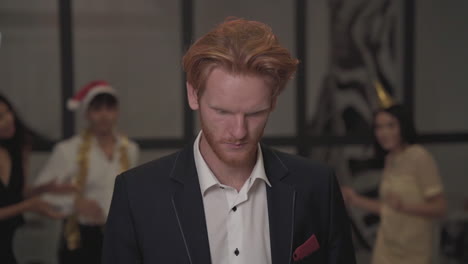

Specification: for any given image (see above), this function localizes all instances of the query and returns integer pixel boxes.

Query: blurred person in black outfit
[0,94,75,264]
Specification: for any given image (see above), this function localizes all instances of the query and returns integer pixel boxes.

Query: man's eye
[216,109,228,115]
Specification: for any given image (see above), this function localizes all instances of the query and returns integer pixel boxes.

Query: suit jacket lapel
[170,146,212,264]
[169,144,296,264]
[263,146,296,264]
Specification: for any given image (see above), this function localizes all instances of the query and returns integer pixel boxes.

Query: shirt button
[234,248,239,256]
[232,206,237,212]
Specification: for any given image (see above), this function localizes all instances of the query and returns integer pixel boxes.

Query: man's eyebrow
[208,103,271,114]
[246,107,271,115]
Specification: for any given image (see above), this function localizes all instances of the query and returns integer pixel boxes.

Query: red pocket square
[293,234,320,261]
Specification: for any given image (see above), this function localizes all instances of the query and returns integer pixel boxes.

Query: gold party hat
[375,81,395,109]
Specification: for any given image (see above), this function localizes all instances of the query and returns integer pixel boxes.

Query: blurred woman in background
[342,104,447,264]
[0,94,74,263]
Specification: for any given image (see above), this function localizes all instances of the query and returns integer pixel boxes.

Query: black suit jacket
[102,144,356,263]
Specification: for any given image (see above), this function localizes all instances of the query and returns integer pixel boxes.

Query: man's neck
[213,163,254,192]
[199,136,256,192]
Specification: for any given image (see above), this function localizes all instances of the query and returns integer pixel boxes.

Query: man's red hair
[182,18,299,96]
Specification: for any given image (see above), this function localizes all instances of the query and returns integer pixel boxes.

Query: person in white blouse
[35,81,139,264]
[103,18,355,264]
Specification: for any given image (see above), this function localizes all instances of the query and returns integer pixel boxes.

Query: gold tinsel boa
[64,130,129,250]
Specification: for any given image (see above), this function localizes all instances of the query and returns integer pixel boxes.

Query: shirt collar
[193,131,271,196]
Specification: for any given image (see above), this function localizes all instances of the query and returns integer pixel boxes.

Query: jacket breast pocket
[292,234,321,263]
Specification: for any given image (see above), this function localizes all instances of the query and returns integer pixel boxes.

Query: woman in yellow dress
[342,104,447,264]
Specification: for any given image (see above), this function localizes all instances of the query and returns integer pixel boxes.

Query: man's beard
[201,121,260,168]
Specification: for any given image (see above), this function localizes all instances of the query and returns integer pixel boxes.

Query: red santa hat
[67,80,117,111]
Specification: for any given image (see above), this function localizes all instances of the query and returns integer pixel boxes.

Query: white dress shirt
[193,131,272,264]
[35,133,139,224]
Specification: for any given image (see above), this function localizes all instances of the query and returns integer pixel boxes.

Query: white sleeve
[129,142,140,168]
[35,143,76,215]
[35,144,75,185]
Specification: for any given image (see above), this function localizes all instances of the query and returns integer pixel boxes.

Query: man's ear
[186,82,199,110]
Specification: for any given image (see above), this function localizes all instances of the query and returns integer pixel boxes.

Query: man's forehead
[204,67,274,88]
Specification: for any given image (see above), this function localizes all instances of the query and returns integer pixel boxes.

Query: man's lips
[224,142,248,148]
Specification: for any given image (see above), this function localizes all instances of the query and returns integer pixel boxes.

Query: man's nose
[230,114,247,140]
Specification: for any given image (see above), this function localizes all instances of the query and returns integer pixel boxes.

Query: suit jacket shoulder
[262,146,334,192]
